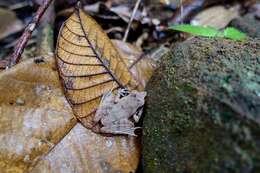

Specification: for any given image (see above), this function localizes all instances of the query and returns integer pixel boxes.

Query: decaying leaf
[191,5,240,29]
[0,56,140,173]
[55,7,145,130]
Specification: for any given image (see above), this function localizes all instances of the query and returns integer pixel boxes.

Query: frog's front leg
[100,119,140,136]
[93,91,115,123]
[114,88,130,103]
[133,106,144,123]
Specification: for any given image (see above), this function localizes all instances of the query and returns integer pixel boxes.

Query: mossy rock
[143,37,260,173]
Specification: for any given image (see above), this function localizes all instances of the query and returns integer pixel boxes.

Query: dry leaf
[30,123,140,173]
[0,8,24,40]
[0,56,140,173]
[112,39,156,88]
[0,56,76,172]
[159,0,182,6]
[191,5,240,29]
[0,59,8,71]
[110,6,132,22]
[55,8,144,130]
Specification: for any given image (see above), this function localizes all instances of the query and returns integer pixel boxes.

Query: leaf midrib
[76,9,125,89]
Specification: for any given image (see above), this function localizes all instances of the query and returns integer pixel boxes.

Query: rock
[230,14,260,38]
[143,37,260,173]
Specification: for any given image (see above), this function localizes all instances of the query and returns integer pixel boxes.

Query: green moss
[143,37,260,173]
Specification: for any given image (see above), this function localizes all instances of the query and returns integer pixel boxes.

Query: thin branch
[180,0,183,24]
[8,0,54,68]
[129,53,145,69]
[123,0,142,42]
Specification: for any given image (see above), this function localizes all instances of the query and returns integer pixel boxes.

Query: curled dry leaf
[55,7,146,130]
[0,56,141,173]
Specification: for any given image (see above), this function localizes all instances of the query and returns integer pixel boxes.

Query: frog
[94,89,147,136]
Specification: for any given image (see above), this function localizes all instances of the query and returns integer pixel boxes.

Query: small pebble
[16,98,25,105]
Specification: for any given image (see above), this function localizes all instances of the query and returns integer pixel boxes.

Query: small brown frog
[94,89,146,136]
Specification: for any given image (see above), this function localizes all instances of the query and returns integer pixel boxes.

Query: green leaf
[170,24,222,37]
[223,27,246,40]
[170,24,246,41]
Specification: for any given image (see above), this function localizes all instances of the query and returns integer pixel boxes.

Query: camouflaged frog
[94,89,147,136]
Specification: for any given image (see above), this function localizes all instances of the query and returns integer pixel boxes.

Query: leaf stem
[76,8,125,89]
[8,0,54,67]
[123,0,142,42]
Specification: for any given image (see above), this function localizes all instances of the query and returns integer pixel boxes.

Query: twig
[8,0,53,67]
[129,53,146,69]
[123,0,142,42]
[180,0,183,24]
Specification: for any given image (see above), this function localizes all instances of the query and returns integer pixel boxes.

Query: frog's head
[130,91,147,106]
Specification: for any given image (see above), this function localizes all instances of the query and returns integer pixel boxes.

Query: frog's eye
[131,94,137,98]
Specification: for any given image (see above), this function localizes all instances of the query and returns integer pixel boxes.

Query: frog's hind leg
[101,118,141,136]
[100,125,141,136]
[101,119,141,136]
[133,106,144,123]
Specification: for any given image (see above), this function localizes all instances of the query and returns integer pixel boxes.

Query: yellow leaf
[55,8,144,129]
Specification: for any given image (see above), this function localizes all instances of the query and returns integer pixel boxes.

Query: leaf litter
[0,0,259,172]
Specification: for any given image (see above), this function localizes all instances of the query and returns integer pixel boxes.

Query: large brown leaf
[30,123,140,173]
[56,8,143,129]
[0,56,76,172]
[0,56,140,173]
